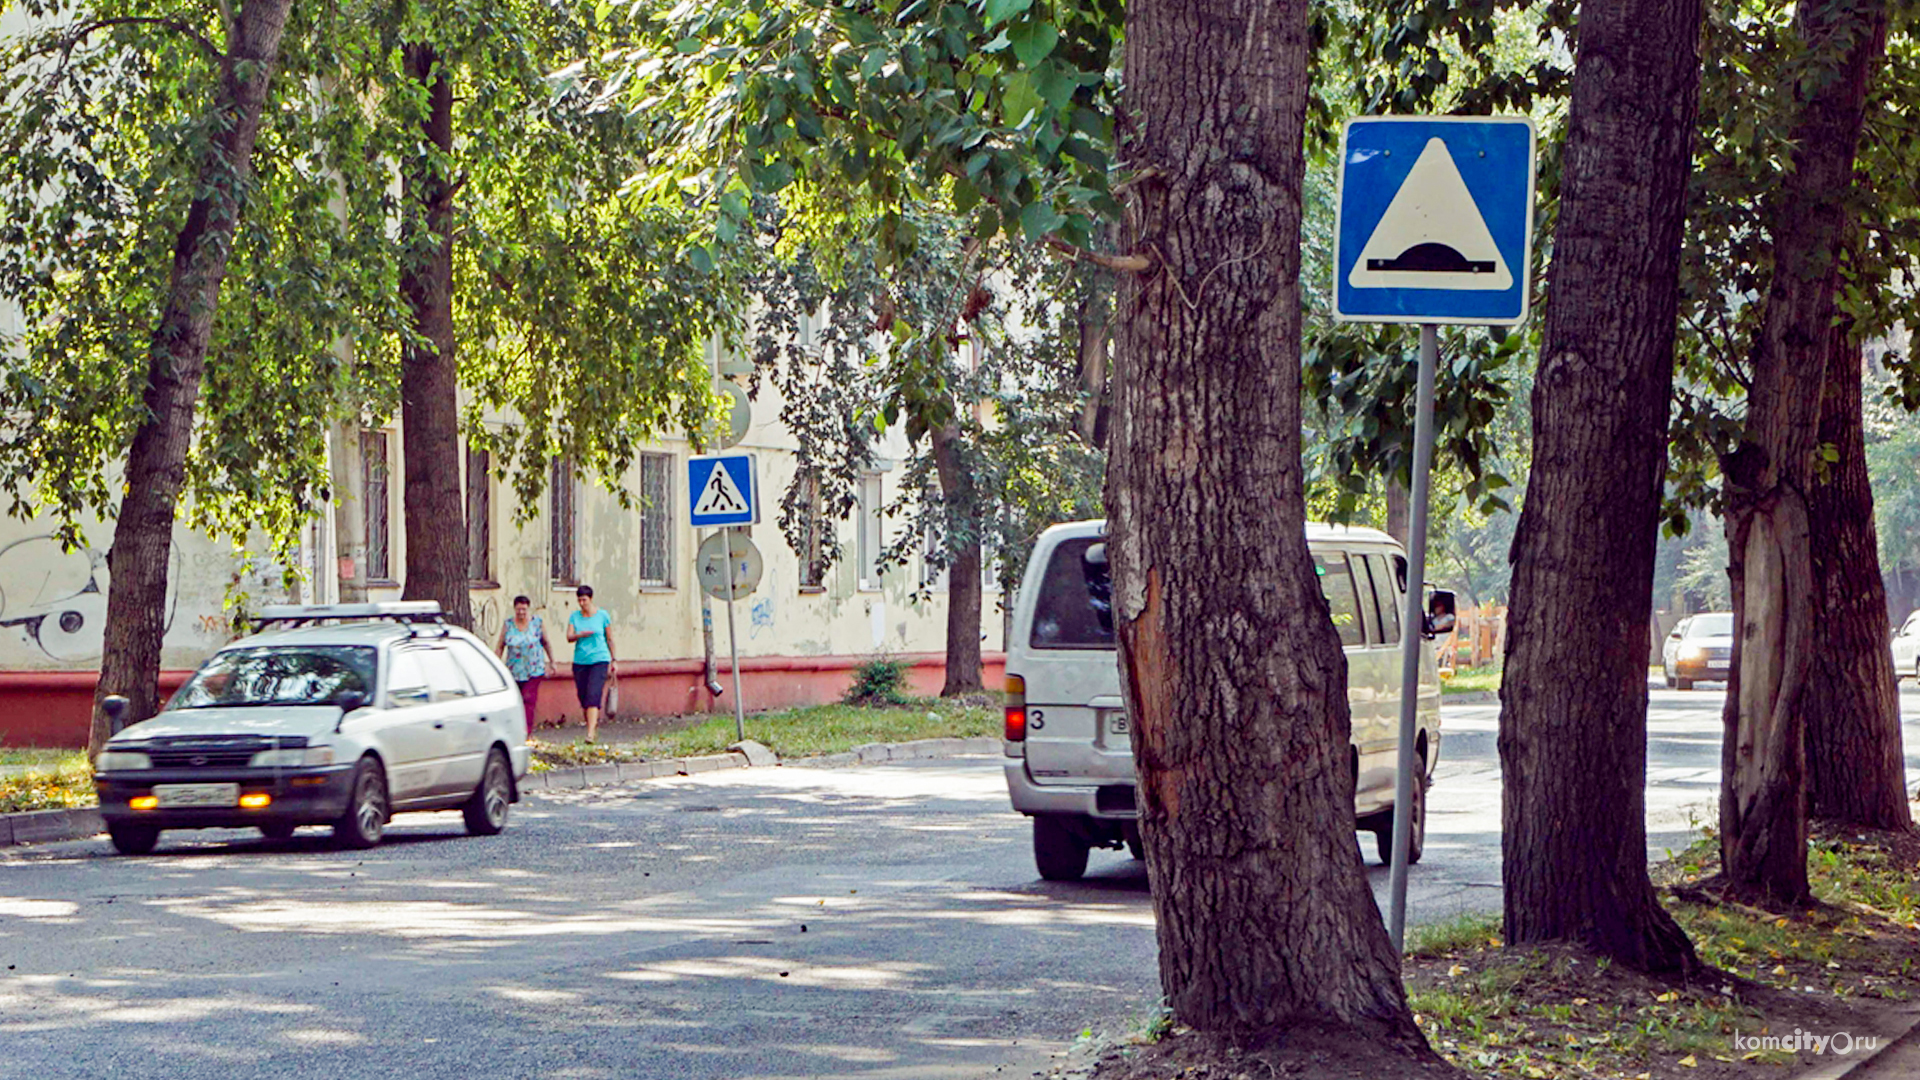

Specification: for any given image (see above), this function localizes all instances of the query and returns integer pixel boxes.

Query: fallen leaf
[1679,1054,1699,1068]
[1772,965,1789,976]
[1447,964,1467,977]
[1573,997,1590,1006]
[1656,990,1679,1002]
[1774,917,1790,928]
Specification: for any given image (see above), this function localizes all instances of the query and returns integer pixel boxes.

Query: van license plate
[1107,713,1130,736]
[153,783,240,808]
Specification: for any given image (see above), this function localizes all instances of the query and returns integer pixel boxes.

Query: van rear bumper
[1005,761,1137,819]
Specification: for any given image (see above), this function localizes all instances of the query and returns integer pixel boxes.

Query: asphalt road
[4,684,1917,1080]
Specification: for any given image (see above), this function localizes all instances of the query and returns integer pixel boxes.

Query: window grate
[857,473,884,591]
[361,430,390,581]
[466,444,491,583]
[550,458,576,586]
[638,453,672,587]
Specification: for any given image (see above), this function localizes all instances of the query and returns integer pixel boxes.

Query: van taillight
[1004,674,1026,742]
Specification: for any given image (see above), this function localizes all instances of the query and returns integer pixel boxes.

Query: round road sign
[695,529,763,601]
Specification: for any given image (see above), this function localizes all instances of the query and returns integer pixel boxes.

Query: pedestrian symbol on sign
[693,466,747,516]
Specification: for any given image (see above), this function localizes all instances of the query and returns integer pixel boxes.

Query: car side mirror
[1423,590,1457,639]
[335,690,365,714]
[102,694,130,734]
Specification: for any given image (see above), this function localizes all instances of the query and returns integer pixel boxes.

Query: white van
[1002,520,1446,880]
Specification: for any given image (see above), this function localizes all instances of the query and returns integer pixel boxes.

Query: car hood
[112,705,345,743]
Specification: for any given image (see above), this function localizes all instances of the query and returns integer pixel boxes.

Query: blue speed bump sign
[688,453,758,528]
[1334,116,1536,326]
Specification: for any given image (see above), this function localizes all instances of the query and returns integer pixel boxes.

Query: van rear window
[1029,537,1116,650]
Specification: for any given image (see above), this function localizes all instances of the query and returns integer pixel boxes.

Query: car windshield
[170,646,377,709]
[1689,614,1734,637]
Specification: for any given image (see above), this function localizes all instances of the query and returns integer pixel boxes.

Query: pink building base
[0,653,1007,748]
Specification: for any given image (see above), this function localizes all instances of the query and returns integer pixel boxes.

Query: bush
[844,657,911,705]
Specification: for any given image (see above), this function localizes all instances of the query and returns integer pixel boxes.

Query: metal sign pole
[722,525,746,741]
[1388,323,1439,954]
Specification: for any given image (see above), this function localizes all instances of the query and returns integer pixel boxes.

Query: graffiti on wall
[0,535,181,662]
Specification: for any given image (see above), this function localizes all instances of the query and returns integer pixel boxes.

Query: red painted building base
[0,654,1008,748]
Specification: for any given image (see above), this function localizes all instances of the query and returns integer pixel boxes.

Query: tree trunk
[931,422,984,696]
[1498,0,1703,971]
[1721,0,1888,905]
[398,44,473,628]
[1804,324,1909,829]
[1386,480,1409,549]
[90,0,299,756]
[1108,0,1421,1043]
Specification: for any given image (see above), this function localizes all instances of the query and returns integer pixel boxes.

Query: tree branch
[31,17,224,65]
[1043,235,1151,273]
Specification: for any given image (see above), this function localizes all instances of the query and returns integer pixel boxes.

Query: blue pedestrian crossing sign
[688,454,759,528]
[1334,116,1537,326]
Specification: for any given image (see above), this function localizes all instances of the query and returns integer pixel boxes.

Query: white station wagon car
[95,602,530,855]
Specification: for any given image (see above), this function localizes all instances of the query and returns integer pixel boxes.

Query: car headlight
[249,746,336,768]
[1679,645,1708,662]
[96,750,151,771]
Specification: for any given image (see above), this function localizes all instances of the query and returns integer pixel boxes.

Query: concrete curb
[0,807,103,849]
[1795,1006,1920,1079]
[1441,689,1500,705]
[0,735,1004,849]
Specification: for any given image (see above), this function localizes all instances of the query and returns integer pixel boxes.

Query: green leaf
[1008,21,1059,67]
[687,244,715,275]
[982,0,1034,29]
[1018,200,1065,241]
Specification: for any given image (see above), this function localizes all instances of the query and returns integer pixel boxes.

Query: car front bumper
[1670,659,1731,682]
[97,765,356,829]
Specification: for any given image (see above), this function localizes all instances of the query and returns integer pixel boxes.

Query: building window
[466,443,492,584]
[857,473,884,591]
[922,515,948,592]
[550,457,576,586]
[797,471,826,591]
[638,452,673,587]
[361,429,391,582]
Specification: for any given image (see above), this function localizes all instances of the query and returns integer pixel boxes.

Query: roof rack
[253,601,446,632]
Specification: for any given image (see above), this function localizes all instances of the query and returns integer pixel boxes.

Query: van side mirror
[1423,590,1457,639]
[102,694,130,734]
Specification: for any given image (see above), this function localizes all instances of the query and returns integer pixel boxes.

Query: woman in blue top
[495,594,557,735]
[566,584,616,741]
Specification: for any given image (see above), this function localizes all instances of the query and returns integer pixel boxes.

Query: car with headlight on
[1661,612,1734,690]
[95,602,529,855]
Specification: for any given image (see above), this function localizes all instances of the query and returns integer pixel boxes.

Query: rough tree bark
[1497,0,1703,970]
[397,43,474,628]
[1720,0,1889,905]
[90,0,299,755]
[1107,0,1422,1042]
[1803,323,1909,829]
[930,421,984,696]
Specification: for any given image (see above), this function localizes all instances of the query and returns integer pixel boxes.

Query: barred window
[638,452,673,587]
[550,458,576,586]
[361,430,391,581]
[797,471,825,590]
[466,443,492,583]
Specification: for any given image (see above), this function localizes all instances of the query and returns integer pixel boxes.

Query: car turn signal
[129,795,158,811]
[239,793,272,809]
[1004,674,1026,742]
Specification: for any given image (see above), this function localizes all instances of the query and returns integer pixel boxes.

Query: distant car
[1662,612,1734,690]
[1894,611,1920,683]
[94,602,529,855]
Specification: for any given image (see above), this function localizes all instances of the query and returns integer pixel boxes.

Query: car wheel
[1663,668,1676,689]
[1676,677,1693,691]
[108,823,160,855]
[259,823,297,841]
[1033,815,1091,882]
[1374,767,1427,867]
[463,748,512,836]
[333,757,387,849]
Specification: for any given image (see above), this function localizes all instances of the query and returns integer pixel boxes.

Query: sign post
[1335,115,1536,953]
[689,454,760,740]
